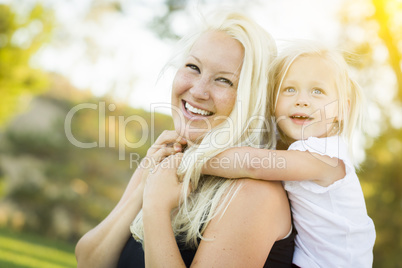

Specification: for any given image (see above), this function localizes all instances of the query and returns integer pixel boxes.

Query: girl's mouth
[182,100,213,117]
[289,114,313,125]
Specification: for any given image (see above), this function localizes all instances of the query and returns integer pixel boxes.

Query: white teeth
[185,102,212,116]
[291,115,310,119]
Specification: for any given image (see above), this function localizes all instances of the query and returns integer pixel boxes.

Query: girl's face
[275,55,339,143]
[171,31,244,142]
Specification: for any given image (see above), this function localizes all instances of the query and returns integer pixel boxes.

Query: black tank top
[117,227,295,268]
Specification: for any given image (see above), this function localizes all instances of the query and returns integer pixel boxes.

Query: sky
[2,0,347,114]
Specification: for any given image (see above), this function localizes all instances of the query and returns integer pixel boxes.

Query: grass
[0,228,76,268]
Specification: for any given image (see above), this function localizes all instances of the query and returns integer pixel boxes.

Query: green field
[0,229,76,268]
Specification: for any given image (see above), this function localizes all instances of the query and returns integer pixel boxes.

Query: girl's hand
[139,130,186,186]
[143,153,190,213]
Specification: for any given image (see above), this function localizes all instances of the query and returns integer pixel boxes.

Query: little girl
[203,43,376,267]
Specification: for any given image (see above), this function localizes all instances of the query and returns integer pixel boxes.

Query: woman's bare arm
[142,154,187,267]
[75,131,186,268]
[75,167,145,268]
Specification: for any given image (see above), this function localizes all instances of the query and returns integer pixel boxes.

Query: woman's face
[171,31,244,142]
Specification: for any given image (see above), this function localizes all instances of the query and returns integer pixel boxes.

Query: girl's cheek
[325,105,339,122]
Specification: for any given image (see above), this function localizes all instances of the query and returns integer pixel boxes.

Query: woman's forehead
[189,31,244,73]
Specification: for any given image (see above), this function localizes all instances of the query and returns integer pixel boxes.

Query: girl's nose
[295,92,310,107]
[189,77,210,100]
[295,99,309,107]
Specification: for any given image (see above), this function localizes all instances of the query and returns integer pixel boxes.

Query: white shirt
[284,136,376,268]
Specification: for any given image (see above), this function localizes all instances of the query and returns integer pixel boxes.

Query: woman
[75,12,295,267]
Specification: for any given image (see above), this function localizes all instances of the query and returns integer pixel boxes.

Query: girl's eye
[186,64,200,72]
[284,87,296,93]
[312,88,324,94]
[216,77,234,87]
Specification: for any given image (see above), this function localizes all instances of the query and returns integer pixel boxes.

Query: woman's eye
[186,64,200,72]
[216,77,234,87]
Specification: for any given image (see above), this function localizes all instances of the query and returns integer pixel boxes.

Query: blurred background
[0,0,401,267]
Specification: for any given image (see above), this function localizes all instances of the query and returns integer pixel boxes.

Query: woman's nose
[189,77,209,100]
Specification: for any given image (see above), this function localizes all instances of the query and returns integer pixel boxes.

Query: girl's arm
[75,131,186,268]
[203,147,345,187]
[142,156,291,267]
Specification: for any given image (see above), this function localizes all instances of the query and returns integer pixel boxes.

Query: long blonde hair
[131,11,277,248]
[270,41,365,161]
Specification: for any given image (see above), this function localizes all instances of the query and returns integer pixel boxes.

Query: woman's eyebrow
[189,55,201,63]
[189,54,240,78]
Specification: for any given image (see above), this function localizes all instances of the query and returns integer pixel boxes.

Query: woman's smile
[182,100,214,118]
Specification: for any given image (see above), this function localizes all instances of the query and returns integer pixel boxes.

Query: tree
[0,3,53,127]
[339,0,402,266]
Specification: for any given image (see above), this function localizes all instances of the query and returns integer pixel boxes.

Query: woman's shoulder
[237,179,287,202]
[197,179,292,266]
[209,179,291,242]
[230,179,290,223]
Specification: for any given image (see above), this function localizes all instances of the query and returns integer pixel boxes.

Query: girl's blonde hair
[131,11,277,248]
[270,41,365,160]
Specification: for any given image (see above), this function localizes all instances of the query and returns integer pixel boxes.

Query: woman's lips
[182,100,213,119]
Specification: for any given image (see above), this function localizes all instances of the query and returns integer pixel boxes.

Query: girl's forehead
[292,54,330,66]
[286,54,337,77]
[281,54,339,92]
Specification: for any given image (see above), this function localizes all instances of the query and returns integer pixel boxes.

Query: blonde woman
[76,12,295,267]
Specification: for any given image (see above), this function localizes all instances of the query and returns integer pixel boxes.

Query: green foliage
[359,129,402,268]
[339,0,402,266]
[0,3,53,126]
[371,0,402,100]
[0,84,174,242]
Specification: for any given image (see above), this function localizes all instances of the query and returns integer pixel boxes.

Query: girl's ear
[328,117,340,137]
[340,98,351,122]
